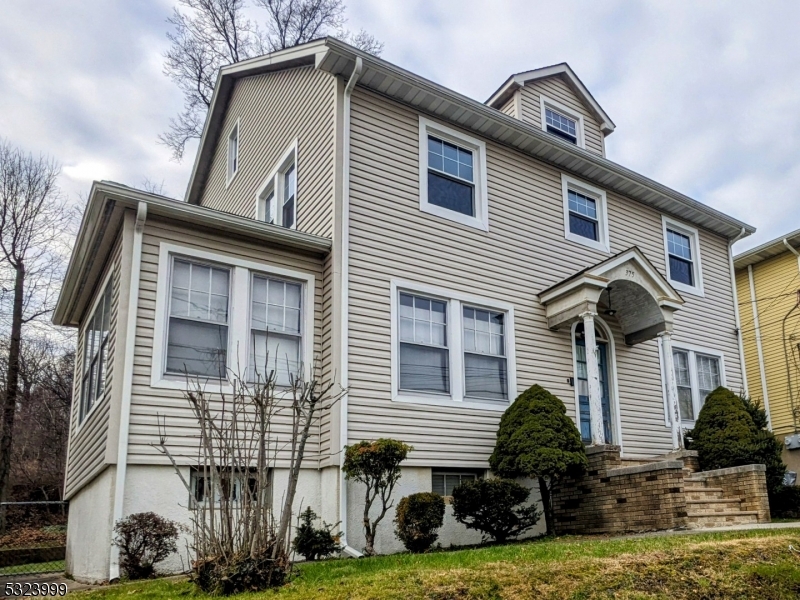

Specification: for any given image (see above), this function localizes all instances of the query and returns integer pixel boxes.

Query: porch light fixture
[604,287,617,317]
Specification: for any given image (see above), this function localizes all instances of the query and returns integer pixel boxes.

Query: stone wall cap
[689,464,767,479]
[606,460,684,477]
[585,444,621,456]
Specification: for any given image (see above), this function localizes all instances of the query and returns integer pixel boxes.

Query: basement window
[432,469,482,496]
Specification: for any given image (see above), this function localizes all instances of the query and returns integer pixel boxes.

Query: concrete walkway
[616,520,800,540]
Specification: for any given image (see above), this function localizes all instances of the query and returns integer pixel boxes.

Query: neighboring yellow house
[734,229,800,472]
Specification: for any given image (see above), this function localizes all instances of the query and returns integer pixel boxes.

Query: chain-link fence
[0,502,68,579]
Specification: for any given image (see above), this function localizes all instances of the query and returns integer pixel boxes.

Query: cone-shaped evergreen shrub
[688,387,785,497]
[489,384,586,535]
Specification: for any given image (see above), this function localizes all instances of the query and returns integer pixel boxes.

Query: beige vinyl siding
[64,235,123,499]
[518,75,604,156]
[199,66,336,239]
[346,86,742,464]
[126,217,325,467]
[498,95,517,118]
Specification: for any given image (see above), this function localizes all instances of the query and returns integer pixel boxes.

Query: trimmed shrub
[394,492,445,553]
[292,507,341,561]
[688,388,785,496]
[451,478,539,543]
[489,384,586,535]
[113,512,180,580]
[343,438,411,556]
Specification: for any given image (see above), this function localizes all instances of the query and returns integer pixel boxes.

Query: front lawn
[76,528,800,599]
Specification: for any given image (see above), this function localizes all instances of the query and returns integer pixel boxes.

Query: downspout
[339,57,363,559]
[748,264,771,428]
[109,202,147,581]
[782,238,800,433]
[728,228,749,395]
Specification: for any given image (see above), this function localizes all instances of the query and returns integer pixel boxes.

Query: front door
[575,328,613,444]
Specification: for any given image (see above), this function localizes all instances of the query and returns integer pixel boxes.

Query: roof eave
[54,182,331,327]
[733,227,800,269]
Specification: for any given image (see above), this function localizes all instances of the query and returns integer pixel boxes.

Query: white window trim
[390,279,516,412]
[76,268,114,431]
[658,338,726,427]
[418,116,489,232]
[151,242,315,392]
[662,216,704,297]
[226,119,240,188]
[561,174,610,253]
[568,317,623,453]
[540,94,585,149]
[254,140,298,229]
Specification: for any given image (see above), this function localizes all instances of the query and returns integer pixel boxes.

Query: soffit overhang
[54,181,331,328]
[733,227,800,270]
[184,37,754,241]
[539,247,684,345]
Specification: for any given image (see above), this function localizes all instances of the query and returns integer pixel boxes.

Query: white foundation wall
[65,466,115,583]
[346,467,546,555]
[120,465,328,574]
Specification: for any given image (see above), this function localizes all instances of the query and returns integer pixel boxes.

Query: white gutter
[338,57,363,559]
[748,264,771,428]
[728,228,749,397]
[784,237,800,269]
[108,202,147,581]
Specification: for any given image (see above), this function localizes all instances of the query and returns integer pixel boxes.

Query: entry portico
[540,247,685,450]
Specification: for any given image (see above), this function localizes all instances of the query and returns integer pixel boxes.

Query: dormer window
[545,108,577,144]
[539,95,585,148]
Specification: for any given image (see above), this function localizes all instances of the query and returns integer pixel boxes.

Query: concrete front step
[686,511,760,529]
[686,498,745,514]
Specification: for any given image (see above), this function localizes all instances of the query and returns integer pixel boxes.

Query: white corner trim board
[109,201,147,582]
[339,57,363,559]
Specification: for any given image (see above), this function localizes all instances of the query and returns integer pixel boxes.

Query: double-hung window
[250,275,302,386]
[166,258,230,379]
[226,121,239,185]
[257,142,297,229]
[419,117,488,231]
[662,343,723,423]
[545,108,578,144]
[540,96,584,147]
[463,307,507,401]
[662,217,703,295]
[80,281,112,422]
[561,174,609,252]
[399,293,450,394]
[393,282,515,409]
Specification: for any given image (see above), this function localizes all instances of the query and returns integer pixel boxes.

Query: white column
[581,312,606,446]
[659,331,683,450]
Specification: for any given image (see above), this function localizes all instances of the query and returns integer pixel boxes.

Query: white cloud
[2,0,799,252]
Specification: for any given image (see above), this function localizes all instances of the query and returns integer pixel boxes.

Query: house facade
[734,229,800,473]
[55,39,756,582]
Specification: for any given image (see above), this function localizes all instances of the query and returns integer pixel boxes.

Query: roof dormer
[486,63,614,157]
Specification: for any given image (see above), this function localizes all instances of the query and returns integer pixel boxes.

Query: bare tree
[160,0,383,159]
[154,355,344,592]
[0,140,70,532]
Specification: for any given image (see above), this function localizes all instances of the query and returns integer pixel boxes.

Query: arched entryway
[539,247,686,450]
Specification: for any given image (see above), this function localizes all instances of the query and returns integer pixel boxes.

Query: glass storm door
[575,329,613,444]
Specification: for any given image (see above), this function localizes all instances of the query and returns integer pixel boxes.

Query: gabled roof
[485,63,615,135]
[733,227,800,269]
[53,181,330,327]
[184,38,754,241]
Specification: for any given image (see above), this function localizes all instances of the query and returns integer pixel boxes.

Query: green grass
[0,560,65,577]
[76,528,800,599]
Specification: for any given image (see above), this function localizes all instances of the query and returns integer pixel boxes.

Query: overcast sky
[1,0,798,252]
